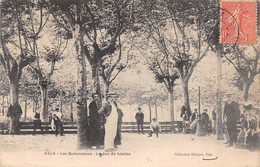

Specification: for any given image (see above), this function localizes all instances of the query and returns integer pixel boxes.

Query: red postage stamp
[220,0,257,44]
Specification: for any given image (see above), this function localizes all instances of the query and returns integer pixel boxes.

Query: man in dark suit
[135,107,144,134]
[191,109,199,123]
[89,93,102,149]
[32,112,43,135]
[223,93,240,147]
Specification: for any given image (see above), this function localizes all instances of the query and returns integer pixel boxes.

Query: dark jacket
[223,101,240,123]
[135,112,144,123]
[89,100,99,124]
[191,112,198,122]
[212,110,216,121]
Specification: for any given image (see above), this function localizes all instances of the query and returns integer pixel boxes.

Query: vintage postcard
[0,0,259,167]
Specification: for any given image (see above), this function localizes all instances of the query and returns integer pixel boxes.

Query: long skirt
[104,108,118,150]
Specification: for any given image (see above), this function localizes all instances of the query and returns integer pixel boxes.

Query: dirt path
[0,133,259,167]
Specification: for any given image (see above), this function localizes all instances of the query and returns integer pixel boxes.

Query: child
[148,118,161,138]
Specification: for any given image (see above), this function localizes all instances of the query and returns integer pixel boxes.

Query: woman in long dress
[98,93,119,151]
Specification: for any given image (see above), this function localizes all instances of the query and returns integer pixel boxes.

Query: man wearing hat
[89,93,102,149]
[98,92,120,151]
[223,93,240,147]
[135,107,144,134]
[201,109,210,132]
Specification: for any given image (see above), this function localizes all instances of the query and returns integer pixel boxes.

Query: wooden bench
[1,121,182,135]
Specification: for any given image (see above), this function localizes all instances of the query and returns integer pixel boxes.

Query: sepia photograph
[0,0,259,166]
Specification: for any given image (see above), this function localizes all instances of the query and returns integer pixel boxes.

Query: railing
[1,121,252,135]
[1,121,182,134]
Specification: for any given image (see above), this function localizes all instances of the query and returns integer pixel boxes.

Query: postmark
[220,0,257,44]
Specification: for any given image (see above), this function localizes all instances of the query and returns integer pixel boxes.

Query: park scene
[0,0,260,167]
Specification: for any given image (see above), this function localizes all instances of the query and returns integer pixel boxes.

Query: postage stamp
[220,0,257,44]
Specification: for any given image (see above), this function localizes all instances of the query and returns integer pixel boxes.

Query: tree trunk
[33,100,35,113]
[73,26,89,149]
[8,80,21,134]
[155,98,158,120]
[168,88,174,122]
[92,63,102,108]
[40,83,48,122]
[242,80,251,102]
[2,95,4,116]
[70,100,73,123]
[24,96,27,121]
[216,46,224,140]
[104,81,110,97]
[181,78,191,116]
[60,89,63,113]
[148,101,152,122]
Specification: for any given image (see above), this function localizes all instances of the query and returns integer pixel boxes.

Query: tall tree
[48,0,136,148]
[141,0,218,116]
[135,42,179,122]
[224,45,260,102]
[100,35,133,95]
[49,0,134,106]
[29,36,68,121]
[0,0,44,133]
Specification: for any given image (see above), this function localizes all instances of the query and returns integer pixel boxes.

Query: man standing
[191,109,199,123]
[223,93,240,147]
[201,109,210,132]
[99,93,119,152]
[135,107,144,134]
[89,93,101,149]
[190,109,199,133]
[52,108,64,136]
[51,113,64,136]
[32,111,43,135]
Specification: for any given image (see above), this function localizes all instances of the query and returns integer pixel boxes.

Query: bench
[1,121,181,134]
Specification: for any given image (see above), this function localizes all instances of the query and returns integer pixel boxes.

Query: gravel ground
[0,133,259,167]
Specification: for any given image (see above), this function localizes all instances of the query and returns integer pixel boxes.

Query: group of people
[33,107,64,136]
[179,92,260,149]
[89,93,123,152]
[180,106,210,134]
[224,94,260,149]
[135,107,161,137]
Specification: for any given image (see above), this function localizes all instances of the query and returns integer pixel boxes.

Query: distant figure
[191,109,199,123]
[54,108,63,120]
[180,106,186,118]
[89,93,102,149]
[201,109,210,132]
[51,113,64,136]
[190,109,199,133]
[32,112,43,135]
[148,118,161,138]
[223,93,240,147]
[212,108,216,135]
[182,110,190,133]
[99,92,119,152]
[135,107,144,134]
